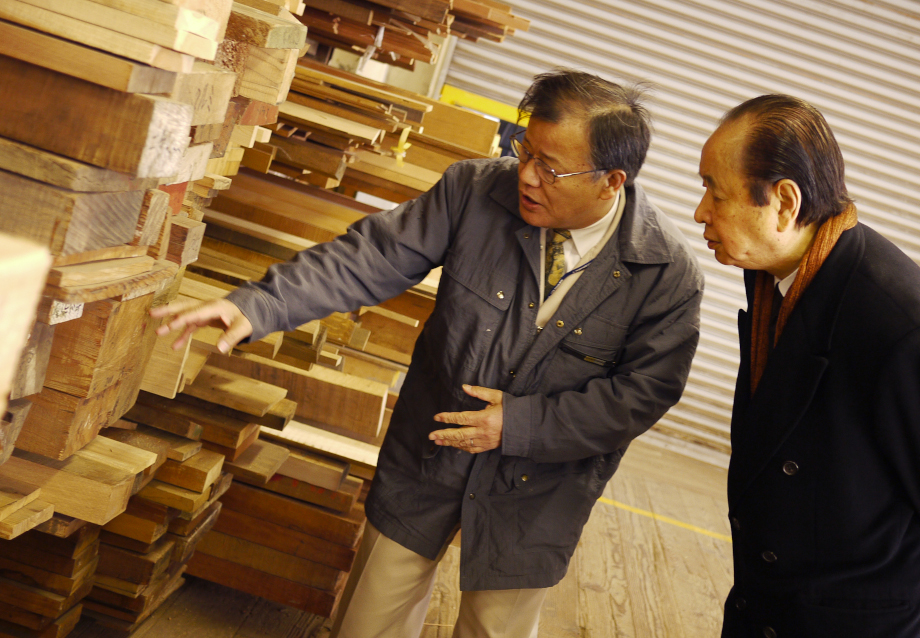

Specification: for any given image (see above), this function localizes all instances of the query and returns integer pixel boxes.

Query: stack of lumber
[294,0,529,70]
[246,58,501,198]
[81,424,230,634]
[186,426,366,618]
[0,522,101,638]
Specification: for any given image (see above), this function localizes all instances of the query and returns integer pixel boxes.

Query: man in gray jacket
[153,69,703,637]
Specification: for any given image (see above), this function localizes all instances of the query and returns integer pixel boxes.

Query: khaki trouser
[330,524,547,638]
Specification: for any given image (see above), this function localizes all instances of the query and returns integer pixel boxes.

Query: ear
[774,179,802,232]
[599,169,627,199]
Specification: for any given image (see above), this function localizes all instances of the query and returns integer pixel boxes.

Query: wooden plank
[136,480,210,514]
[155,449,225,493]
[47,256,155,288]
[276,448,348,491]
[0,500,54,541]
[185,552,339,617]
[212,506,355,572]
[195,530,344,591]
[0,400,32,466]
[0,0,194,73]
[257,473,361,513]
[0,56,192,177]
[97,536,175,585]
[32,515,86,540]
[0,19,176,94]
[166,501,220,564]
[166,216,206,267]
[210,353,387,439]
[0,554,96,598]
[199,425,260,461]
[0,475,41,523]
[278,100,383,144]
[1,452,133,525]
[168,60,236,126]
[16,0,218,59]
[224,440,289,486]
[220,482,365,548]
[124,401,203,441]
[86,0,222,40]
[9,321,53,401]
[0,172,143,260]
[182,365,287,417]
[227,3,307,48]
[260,420,378,478]
[267,135,348,179]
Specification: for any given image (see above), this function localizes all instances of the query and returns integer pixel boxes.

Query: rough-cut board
[166,216,206,267]
[0,56,192,177]
[182,364,287,417]
[0,577,90,625]
[155,449,225,493]
[276,447,348,491]
[227,3,307,48]
[126,394,203,440]
[1,452,134,525]
[220,482,365,548]
[96,536,175,585]
[47,256,156,288]
[173,392,295,431]
[0,553,96,598]
[9,322,51,402]
[0,475,41,523]
[0,19,177,94]
[73,435,158,478]
[168,61,236,126]
[0,169,144,257]
[140,327,192,399]
[0,0,194,73]
[0,500,54,540]
[261,420,378,480]
[195,530,344,591]
[224,440,289,486]
[260,473,362,514]
[210,353,387,439]
[200,425,260,462]
[16,0,218,59]
[185,552,339,617]
[136,480,211,513]
[0,399,32,466]
[211,506,356,572]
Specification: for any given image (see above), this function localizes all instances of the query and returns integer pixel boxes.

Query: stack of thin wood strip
[186,424,366,618]
[293,0,529,70]
[81,423,230,634]
[243,58,500,199]
[0,523,101,638]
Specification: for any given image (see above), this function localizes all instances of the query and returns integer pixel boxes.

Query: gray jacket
[228,157,703,590]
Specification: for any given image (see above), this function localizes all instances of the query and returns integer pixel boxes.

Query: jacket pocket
[435,248,515,372]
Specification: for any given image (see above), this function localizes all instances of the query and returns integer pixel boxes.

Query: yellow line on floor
[598,496,733,543]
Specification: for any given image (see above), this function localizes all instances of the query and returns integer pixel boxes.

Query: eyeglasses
[510,131,603,185]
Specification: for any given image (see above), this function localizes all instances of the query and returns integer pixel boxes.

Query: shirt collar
[568,190,620,257]
[775,268,799,296]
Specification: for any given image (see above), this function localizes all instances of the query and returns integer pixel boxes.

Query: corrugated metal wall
[444,0,920,465]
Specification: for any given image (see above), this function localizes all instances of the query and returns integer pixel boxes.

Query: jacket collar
[728,224,865,507]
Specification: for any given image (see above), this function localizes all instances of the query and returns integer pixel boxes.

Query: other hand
[150,298,252,353]
[429,385,503,454]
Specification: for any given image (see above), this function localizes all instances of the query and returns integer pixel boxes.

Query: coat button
[556,320,565,328]
[761,551,777,563]
[574,328,583,335]
[524,233,530,239]
[731,517,741,531]
[613,271,621,278]
[783,461,799,475]
[734,597,747,610]
[528,302,535,308]
[509,370,516,377]
[763,627,776,638]
[469,493,476,500]
[497,291,504,299]
[520,474,529,482]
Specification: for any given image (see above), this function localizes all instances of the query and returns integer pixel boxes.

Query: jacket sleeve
[224,164,464,341]
[501,262,703,464]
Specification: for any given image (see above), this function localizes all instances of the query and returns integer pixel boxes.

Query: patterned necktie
[544,229,571,300]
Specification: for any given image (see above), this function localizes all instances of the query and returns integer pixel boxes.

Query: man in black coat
[694,94,920,637]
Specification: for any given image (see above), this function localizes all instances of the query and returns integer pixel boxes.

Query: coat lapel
[728,225,866,506]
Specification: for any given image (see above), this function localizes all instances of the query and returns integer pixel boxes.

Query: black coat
[722,223,920,638]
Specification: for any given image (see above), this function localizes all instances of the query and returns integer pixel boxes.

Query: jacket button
[731,517,741,531]
[528,302,535,308]
[556,320,565,328]
[509,370,516,377]
[520,474,529,482]
[783,461,799,475]
[524,233,530,239]
[735,597,747,610]
[496,291,504,299]
[469,493,475,500]
[574,328,583,335]
[613,271,621,278]
[761,551,777,563]
[763,627,776,638]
